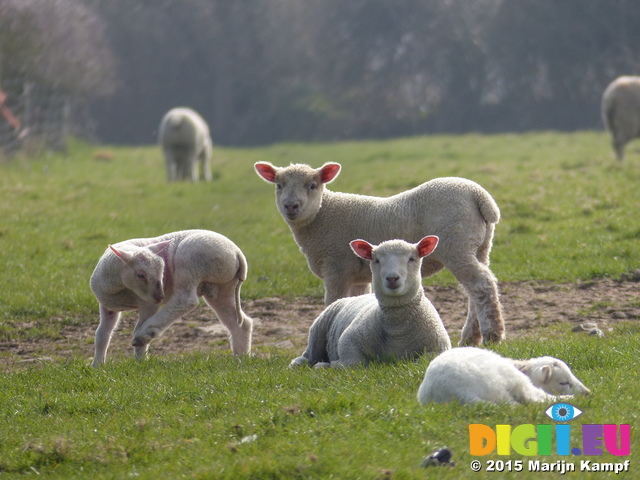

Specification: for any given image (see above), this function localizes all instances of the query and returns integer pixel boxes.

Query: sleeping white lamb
[89,229,252,366]
[417,347,590,405]
[255,161,503,346]
[290,236,451,368]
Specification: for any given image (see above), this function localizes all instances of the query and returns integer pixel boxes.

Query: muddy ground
[2,275,639,368]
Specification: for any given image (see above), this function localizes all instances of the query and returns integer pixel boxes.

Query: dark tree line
[3,0,640,147]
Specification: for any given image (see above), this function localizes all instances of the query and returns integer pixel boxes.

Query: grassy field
[0,132,638,478]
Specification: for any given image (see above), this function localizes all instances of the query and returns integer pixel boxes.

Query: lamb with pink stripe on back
[89,229,252,366]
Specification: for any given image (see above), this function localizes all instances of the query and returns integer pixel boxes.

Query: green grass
[0,132,639,478]
[1,132,639,321]
[0,329,638,479]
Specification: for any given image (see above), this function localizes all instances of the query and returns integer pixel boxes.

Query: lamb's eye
[559,382,570,386]
[276,183,282,190]
[373,259,380,264]
[409,257,416,262]
[308,182,317,190]
[137,273,146,281]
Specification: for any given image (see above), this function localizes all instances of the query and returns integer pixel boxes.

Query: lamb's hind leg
[202,281,252,355]
[459,299,482,346]
[449,257,504,345]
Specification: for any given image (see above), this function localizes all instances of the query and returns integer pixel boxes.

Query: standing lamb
[417,347,590,405]
[159,107,213,181]
[255,161,504,345]
[290,236,451,368]
[602,76,640,161]
[89,229,252,366]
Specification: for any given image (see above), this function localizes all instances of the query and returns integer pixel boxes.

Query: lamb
[159,107,213,181]
[417,347,590,405]
[601,76,640,161]
[254,161,504,345]
[89,229,252,366]
[290,236,451,368]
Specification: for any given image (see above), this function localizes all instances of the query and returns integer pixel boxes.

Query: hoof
[289,356,309,368]
[132,328,158,347]
[481,330,505,344]
[131,336,146,347]
[458,337,481,347]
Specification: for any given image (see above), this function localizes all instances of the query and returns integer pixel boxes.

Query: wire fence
[0,80,71,158]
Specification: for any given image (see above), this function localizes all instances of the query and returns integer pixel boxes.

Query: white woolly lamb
[159,107,213,181]
[89,229,252,366]
[255,161,504,345]
[417,347,590,405]
[290,236,451,368]
[602,76,640,161]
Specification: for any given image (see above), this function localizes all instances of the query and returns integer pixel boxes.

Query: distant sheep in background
[290,236,451,368]
[602,76,640,161]
[255,161,504,346]
[89,229,252,366]
[159,107,212,181]
[417,347,590,405]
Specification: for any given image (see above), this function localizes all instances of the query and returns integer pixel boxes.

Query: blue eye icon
[545,403,583,422]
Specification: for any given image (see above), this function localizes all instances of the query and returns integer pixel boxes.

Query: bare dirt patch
[2,277,639,368]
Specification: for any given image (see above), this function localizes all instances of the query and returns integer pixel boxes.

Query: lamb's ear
[109,245,133,263]
[318,162,341,184]
[539,365,553,383]
[417,235,439,258]
[350,239,374,260]
[254,162,278,183]
[147,239,172,256]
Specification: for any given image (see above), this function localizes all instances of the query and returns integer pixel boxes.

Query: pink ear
[254,162,278,183]
[148,239,172,256]
[109,245,132,263]
[417,236,439,258]
[319,163,341,184]
[350,239,374,260]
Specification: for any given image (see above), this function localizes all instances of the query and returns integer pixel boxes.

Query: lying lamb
[255,161,503,345]
[601,76,640,161]
[290,236,451,368]
[417,347,590,405]
[159,107,213,181]
[89,229,252,366]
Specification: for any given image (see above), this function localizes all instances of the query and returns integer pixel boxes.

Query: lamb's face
[351,236,438,301]
[370,241,422,297]
[527,357,590,396]
[119,249,166,305]
[274,166,325,223]
[254,162,341,225]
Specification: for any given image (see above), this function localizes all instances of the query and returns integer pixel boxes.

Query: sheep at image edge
[290,236,451,368]
[255,161,504,345]
[602,76,640,161]
[89,229,253,366]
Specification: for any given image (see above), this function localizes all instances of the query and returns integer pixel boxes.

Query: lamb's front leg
[323,274,354,305]
[131,290,200,352]
[132,302,161,360]
[93,305,122,367]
